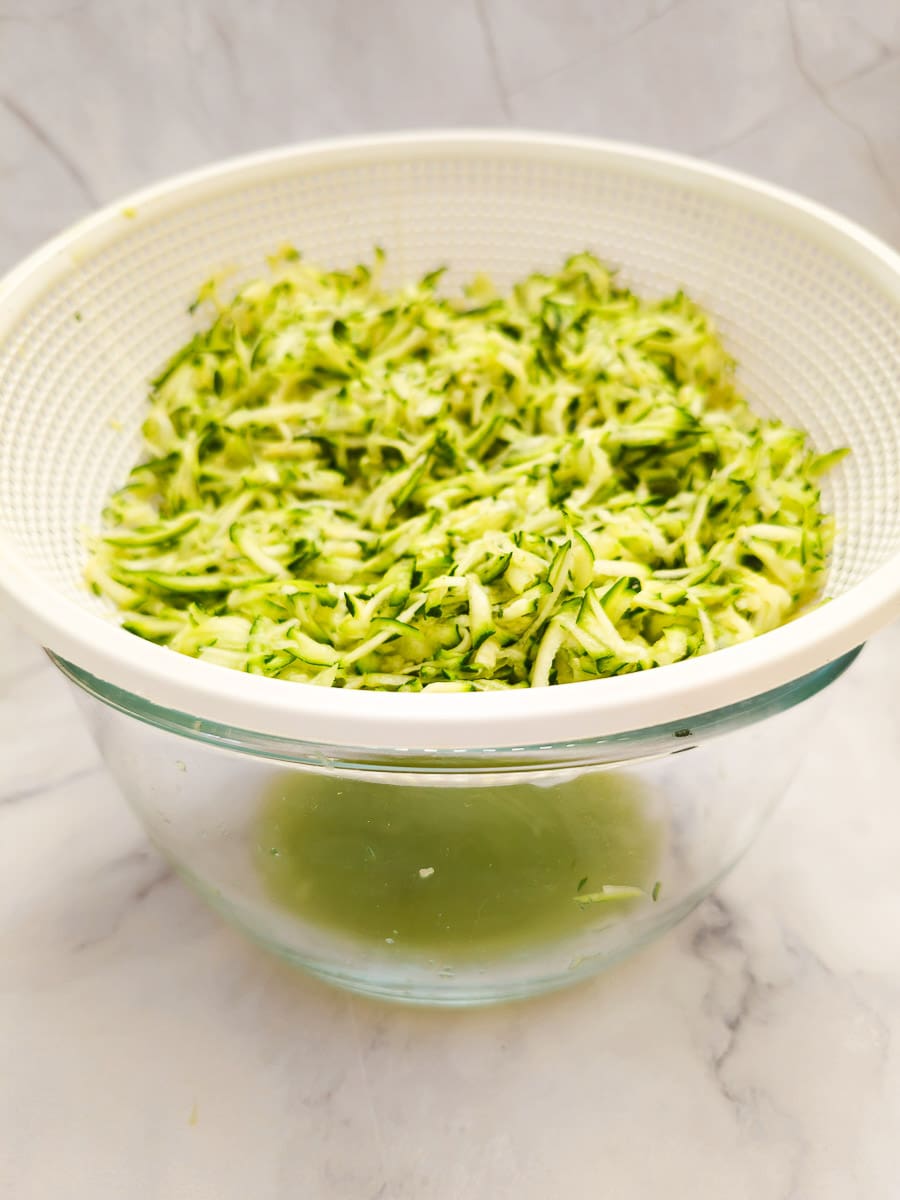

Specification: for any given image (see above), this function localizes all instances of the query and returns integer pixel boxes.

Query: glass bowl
[56,649,857,1006]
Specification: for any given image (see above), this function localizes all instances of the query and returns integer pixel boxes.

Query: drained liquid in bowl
[255,771,662,955]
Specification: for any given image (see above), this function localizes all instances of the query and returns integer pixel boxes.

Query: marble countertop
[1,2,899,1197]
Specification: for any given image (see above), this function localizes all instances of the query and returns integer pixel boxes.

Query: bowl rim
[1,129,898,750]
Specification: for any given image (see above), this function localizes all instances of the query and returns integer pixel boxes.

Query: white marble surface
[1,2,899,1197]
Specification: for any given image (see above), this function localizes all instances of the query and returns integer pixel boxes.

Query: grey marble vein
[474,0,514,121]
[787,0,900,90]
[785,0,900,210]
[0,92,98,204]
[0,763,101,808]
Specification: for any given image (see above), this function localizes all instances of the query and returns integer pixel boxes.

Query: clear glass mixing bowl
[54,648,858,1006]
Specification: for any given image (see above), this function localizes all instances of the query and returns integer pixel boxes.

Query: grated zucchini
[86,250,845,690]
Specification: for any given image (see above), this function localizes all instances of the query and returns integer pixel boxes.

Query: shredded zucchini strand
[86,250,844,691]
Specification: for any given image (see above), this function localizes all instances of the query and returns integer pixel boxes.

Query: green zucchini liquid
[255,771,662,958]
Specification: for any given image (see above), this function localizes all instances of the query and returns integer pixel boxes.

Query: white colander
[1,132,898,750]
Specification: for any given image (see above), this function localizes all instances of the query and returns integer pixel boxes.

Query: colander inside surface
[0,132,898,750]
